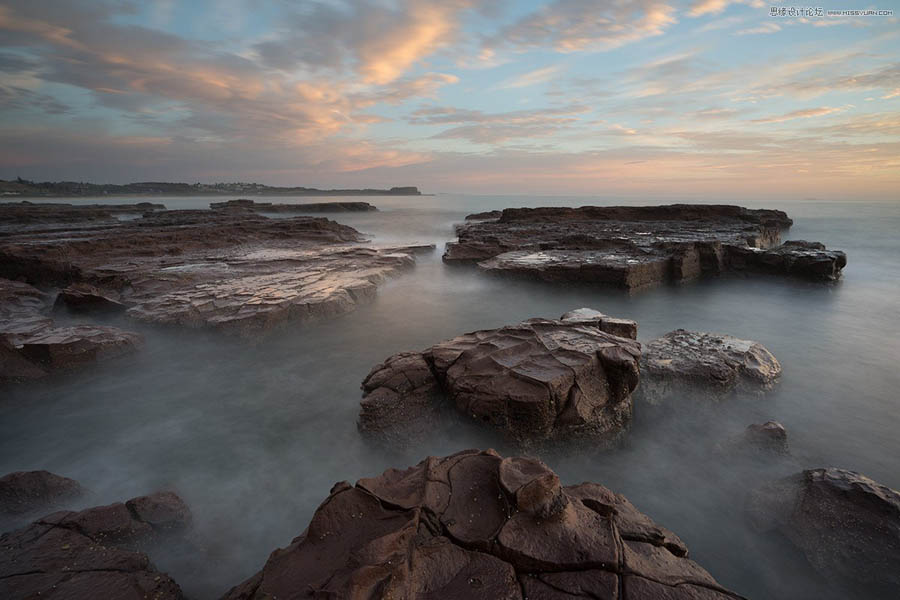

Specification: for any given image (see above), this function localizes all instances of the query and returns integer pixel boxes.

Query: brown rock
[221,450,743,600]
[360,311,641,446]
[747,467,900,596]
[0,491,190,600]
[444,204,845,288]
[639,329,781,405]
[0,470,83,521]
[54,283,126,313]
[210,199,377,212]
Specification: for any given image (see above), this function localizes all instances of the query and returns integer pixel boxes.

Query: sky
[0,0,898,198]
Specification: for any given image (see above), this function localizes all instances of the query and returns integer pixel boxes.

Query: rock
[221,450,743,600]
[743,421,788,453]
[0,200,165,227]
[747,468,900,596]
[465,209,503,220]
[0,207,429,337]
[54,282,126,313]
[0,471,83,521]
[210,199,377,212]
[0,491,190,600]
[0,278,142,383]
[560,307,639,339]
[639,330,781,405]
[444,204,845,289]
[360,311,641,446]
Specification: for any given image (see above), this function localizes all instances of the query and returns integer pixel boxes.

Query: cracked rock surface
[444,205,845,288]
[0,490,190,600]
[638,330,781,404]
[747,468,900,597]
[222,449,744,600]
[0,203,430,338]
[359,310,640,446]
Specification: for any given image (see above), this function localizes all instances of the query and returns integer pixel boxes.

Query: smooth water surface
[2,194,899,599]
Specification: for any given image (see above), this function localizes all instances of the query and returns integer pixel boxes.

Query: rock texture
[360,310,641,446]
[639,330,781,405]
[747,468,900,596]
[444,205,846,289]
[1,278,142,383]
[716,421,789,456]
[0,204,429,337]
[210,199,377,212]
[0,491,190,600]
[222,450,744,600]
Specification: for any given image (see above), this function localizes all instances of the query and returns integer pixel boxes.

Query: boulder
[18,325,142,369]
[221,450,743,600]
[360,311,641,446]
[444,204,845,289]
[747,468,900,596]
[54,283,126,313]
[0,491,190,600]
[639,330,781,404]
[716,421,789,456]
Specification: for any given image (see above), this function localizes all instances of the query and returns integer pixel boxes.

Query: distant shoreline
[0,179,427,198]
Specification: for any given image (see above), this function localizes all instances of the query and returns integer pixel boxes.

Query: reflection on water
[1,194,899,599]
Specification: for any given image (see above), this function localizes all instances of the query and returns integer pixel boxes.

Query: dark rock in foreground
[444,205,846,289]
[0,491,190,600]
[359,310,640,446]
[1,278,142,383]
[0,471,83,521]
[639,330,781,405]
[0,204,429,337]
[747,468,900,596]
[210,198,378,212]
[222,449,744,600]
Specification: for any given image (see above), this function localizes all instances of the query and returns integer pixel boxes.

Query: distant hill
[0,179,423,197]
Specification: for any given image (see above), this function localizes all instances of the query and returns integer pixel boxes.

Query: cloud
[689,0,764,17]
[751,107,843,123]
[495,65,562,89]
[485,0,677,54]
[736,22,781,35]
[411,104,591,143]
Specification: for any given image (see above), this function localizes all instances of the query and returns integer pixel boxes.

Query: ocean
[2,194,898,599]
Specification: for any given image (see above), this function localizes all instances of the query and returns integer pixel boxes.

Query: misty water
[2,195,899,599]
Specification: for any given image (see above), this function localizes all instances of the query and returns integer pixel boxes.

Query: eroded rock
[444,205,845,289]
[747,468,900,596]
[210,199,377,212]
[360,311,641,446]
[0,471,83,526]
[0,491,190,600]
[221,450,743,600]
[639,330,781,405]
[0,205,429,337]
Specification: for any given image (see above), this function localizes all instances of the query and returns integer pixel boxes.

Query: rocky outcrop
[222,450,743,600]
[639,330,781,405]
[444,205,845,289]
[0,205,429,338]
[747,468,900,596]
[210,199,377,212]
[0,200,165,227]
[0,471,83,526]
[54,282,126,313]
[1,278,142,383]
[0,491,190,600]
[359,310,641,446]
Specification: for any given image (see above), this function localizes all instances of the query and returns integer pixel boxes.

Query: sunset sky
[1,0,898,198]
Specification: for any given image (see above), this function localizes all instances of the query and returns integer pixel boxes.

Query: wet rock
[360,311,641,446]
[54,282,126,313]
[560,307,638,339]
[639,330,781,405]
[0,491,190,600]
[0,471,83,522]
[210,198,377,212]
[221,450,743,600]
[747,468,900,596]
[0,207,429,337]
[0,200,165,227]
[444,204,845,288]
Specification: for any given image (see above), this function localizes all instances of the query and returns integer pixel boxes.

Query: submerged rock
[639,330,781,405]
[360,310,641,446]
[716,421,789,456]
[444,204,846,289]
[222,450,743,600]
[747,468,900,596]
[210,198,377,212]
[0,205,429,337]
[0,491,190,600]
[0,471,83,522]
